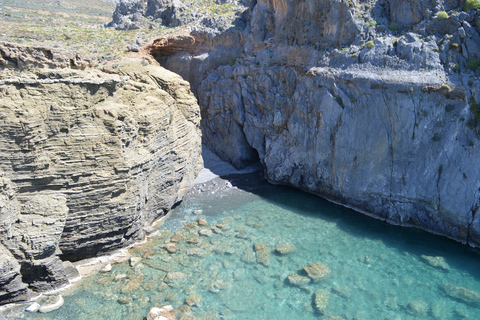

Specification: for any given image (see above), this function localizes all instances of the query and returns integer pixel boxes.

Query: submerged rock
[254,243,270,267]
[287,274,311,287]
[331,286,351,299]
[142,250,157,259]
[303,263,331,282]
[323,316,345,320]
[440,283,480,307]
[118,296,133,304]
[130,257,142,267]
[197,219,208,226]
[383,296,398,311]
[197,311,219,320]
[122,274,145,293]
[187,248,207,257]
[420,255,450,272]
[199,229,213,237]
[164,272,189,288]
[171,233,183,243]
[204,277,230,293]
[39,295,64,313]
[407,299,429,316]
[275,242,296,255]
[147,305,177,320]
[240,247,256,264]
[313,289,329,314]
[115,274,127,281]
[185,294,202,307]
[164,243,178,253]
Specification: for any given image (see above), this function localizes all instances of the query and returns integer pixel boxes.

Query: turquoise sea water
[8,184,480,320]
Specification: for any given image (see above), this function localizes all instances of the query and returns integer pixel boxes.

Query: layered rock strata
[0,42,202,304]
[113,0,480,246]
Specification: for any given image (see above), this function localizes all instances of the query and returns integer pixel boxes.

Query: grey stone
[127,43,141,52]
[38,295,64,313]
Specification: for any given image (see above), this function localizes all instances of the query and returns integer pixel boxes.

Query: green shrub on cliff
[389,22,399,32]
[464,0,480,11]
[467,58,480,71]
[366,40,375,49]
[437,11,448,20]
[228,57,237,66]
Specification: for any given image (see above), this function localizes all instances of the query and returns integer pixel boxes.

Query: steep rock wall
[195,0,480,246]
[199,61,480,246]
[111,0,480,247]
[0,42,202,304]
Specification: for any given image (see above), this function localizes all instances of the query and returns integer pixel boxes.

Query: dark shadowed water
[8,183,480,320]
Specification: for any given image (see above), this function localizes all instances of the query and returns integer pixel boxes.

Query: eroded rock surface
[0,42,202,304]
[191,0,480,247]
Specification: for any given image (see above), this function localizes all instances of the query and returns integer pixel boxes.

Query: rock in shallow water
[407,299,429,316]
[199,229,213,237]
[164,243,178,253]
[25,302,40,312]
[122,274,145,293]
[164,272,188,287]
[185,294,202,307]
[254,243,270,267]
[147,305,177,320]
[101,263,112,273]
[314,289,329,314]
[303,263,331,282]
[440,283,480,307]
[287,273,311,287]
[39,295,64,313]
[420,255,450,272]
[275,242,296,255]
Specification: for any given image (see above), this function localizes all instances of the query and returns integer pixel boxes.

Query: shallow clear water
[12,184,480,319]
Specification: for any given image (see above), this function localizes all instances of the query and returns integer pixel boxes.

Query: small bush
[441,84,451,91]
[467,58,480,71]
[366,40,375,49]
[437,11,449,20]
[449,42,459,50]
[389,22,399,32]
[445,104,455,112]
[464,0,480,11]
[366,20,378,27]
[228,57,237,66]
[452,64,461,72]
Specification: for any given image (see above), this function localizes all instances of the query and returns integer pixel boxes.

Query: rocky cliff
[111,0,480,247]
[0,42,202,304]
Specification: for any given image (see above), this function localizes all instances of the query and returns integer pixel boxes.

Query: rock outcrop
[0,42,202,304]
[122,0,480,247]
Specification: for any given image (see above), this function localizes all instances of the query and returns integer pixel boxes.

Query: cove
[6,179,480,320]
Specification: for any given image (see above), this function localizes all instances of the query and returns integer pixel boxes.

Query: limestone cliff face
[0,42,202,304]
[195,0,480,247]
[116,0,480,246]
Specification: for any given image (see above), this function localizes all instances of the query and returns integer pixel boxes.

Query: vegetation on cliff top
[0,0,169,67]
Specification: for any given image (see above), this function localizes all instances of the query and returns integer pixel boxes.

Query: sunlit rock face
[0,42,202,303]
